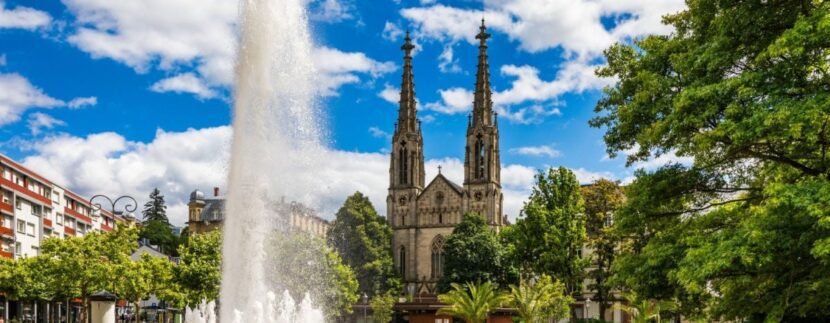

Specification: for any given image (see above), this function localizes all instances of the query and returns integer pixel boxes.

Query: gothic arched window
[431,236,445,279]
[399,246,407,277]
[475,135,485,179]
[399,142,408,185]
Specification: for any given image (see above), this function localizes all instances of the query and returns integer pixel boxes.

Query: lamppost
[88,194,137,323]
[362,293,368,323]
[89,194,137,221]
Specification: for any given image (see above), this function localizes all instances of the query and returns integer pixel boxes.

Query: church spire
[471,19,494,127]
[397,31,418,133]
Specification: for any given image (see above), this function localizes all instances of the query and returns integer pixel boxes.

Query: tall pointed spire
[397,31,418,133]
[471,18,494,127]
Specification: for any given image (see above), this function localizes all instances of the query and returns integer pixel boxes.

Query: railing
[64,207,93,224]
[0,225,12,237]
[44,218,53,227]
[101,224,113,232]
[0,250,12,259]
[64,226,76,236]
[0,177,52,205]
[0,200,12,214]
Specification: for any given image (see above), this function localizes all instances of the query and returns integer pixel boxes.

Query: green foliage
[142,188,168,223]
[369,292,396,323]
[507,167,587,294]
[592,0,830,320]
[140,219,181,256]
[39,225,139,322]
[327,191,400,296]
[508,275,572,323]
[613,293,676,323]
[268,232,359,320]
[436,281,509,323]
[175,230,222,307]
[581,179,625,321]
[437,213,517,292]
[114,253,177,318]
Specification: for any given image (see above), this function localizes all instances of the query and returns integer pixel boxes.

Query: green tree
[508,275,572,323]
[592,0,830,320]
[175,230,221,307]
[507,167,587,296]
[437,281,508,323]
[142,188,168,223]
[581,179,625,321]
[267,232,359,320]
[114,253,177,320]
[437,213,516,292]
[327,192,399,296]
[40,226,139,323]
[369,292,396,323]
[614,293,676,323]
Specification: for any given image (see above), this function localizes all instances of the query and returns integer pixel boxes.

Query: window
[52,192,60,203]
[14,242,21,256]
[26,223,35,236]
[31,205,39,216]
[435,319,450,323]
[398,143,408,185]
[399,246,406,277]
[475,134,485,179]
[15,200,21,210]
[44,208,51,220]
[431,236,445,279]
[17,220,25,233]
[56,213,63,225]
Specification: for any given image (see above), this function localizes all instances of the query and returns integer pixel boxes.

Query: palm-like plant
[615,293,676,323]
[437,281,509,323]
[509,275,572,323]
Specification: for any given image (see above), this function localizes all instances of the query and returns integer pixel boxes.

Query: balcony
[101,224,113,232]
[64,207,93,225]
[0,250,12,259]
[0,177,52,205]
[64,226,76,236]
[44,218,53,228]
[0,225,12,238]
[0,201,11,214]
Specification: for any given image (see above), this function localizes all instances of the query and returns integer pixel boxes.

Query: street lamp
[362,293,368,323]
[89,194,137,219]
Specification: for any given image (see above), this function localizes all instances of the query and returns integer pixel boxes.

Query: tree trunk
[599,302,607,322]
[80,296,88,323]
[134,301,141,323]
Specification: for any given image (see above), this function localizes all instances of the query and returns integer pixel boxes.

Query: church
[387,20,509,299]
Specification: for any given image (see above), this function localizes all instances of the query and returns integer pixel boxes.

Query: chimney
[214,187,219,197]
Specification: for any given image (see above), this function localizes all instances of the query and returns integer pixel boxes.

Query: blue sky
[0,0,688,225]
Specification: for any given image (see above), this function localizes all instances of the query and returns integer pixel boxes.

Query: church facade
[387,21,508,297]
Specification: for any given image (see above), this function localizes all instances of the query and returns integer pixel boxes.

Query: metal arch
[89,194,137,215]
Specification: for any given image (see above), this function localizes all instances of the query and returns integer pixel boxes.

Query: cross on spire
[471,18,494,127]
[438,165,442,174]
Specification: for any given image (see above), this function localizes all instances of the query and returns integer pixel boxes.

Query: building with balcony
[0,153,130,259]
[186,187,330,238]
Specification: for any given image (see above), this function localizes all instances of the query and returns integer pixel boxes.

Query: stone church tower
[388,21,505,297]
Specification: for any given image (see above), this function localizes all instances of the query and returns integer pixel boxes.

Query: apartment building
[0,154,128,259]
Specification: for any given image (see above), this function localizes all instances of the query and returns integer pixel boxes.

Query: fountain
[189,0,327,321]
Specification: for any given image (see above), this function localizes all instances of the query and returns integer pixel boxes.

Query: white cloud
[424,87,473,114]
[630,150,694,170]
[310,0,353,22]
[378,83,399,104]
[495,104,561,125]
[27,112,66,135]
[0,73,64,125]
[368,126,392,140]
[20,126,612,224]
[382,21,404,41]
[510,144,561,158]
[67,96,98,108]
[421,115,435,123]
[313,47,397,96]
[438,44,461,73]
[150,73,217,99]
[0,1,52,30]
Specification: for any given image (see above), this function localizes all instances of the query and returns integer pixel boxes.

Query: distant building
[0,153,132,260]
[186,187,329,238]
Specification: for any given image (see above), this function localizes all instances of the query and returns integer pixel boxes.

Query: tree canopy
[438,212,516,292]
[581,179,625,321]
[326,191,399,296]
[175,230,222,307]
[593,0,830,320]
[142,188,168,223]
[506,167,587,296]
